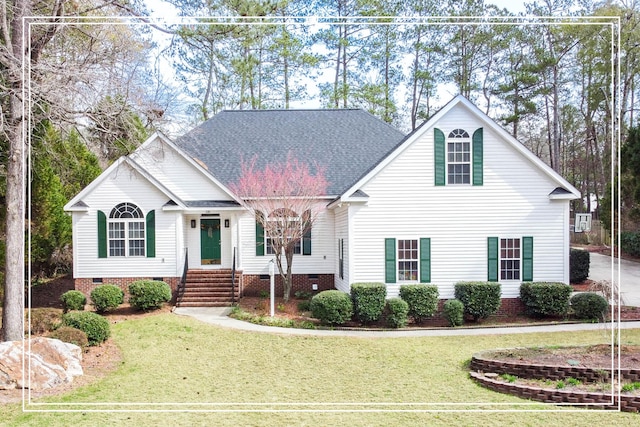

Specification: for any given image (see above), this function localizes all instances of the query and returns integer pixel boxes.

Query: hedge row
[61,281,173,314]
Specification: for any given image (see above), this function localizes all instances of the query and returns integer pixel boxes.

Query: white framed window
[108,202,145,257]
[397,239,418,281]
[265,208,302,255]
[500,238,520,280]
[447,129,471,184]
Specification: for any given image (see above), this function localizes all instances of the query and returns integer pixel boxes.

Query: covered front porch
[180,202,244,270]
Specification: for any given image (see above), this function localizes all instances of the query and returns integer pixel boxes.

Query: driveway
[587,252,640,307]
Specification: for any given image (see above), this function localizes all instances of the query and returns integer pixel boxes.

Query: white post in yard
[269,259,275,317]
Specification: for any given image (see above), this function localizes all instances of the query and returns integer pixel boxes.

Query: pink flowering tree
[231,153,328,301]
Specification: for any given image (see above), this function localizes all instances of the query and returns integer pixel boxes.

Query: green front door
[200,219,221,265]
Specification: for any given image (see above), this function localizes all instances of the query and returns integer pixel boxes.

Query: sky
[144,1,530,17]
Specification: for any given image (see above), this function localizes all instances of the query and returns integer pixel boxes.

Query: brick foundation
[75,277,180,302]
[242,274,334,297]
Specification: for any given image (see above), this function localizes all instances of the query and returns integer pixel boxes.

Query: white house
[64,95,580,310]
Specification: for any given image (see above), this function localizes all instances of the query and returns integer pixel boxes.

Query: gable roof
[337,95,581,203]
[173,109,406,196]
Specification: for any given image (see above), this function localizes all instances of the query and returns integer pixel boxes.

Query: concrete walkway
[587,252,640,307]
[173,307,640,338]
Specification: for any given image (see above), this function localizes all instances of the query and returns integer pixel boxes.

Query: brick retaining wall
[470,349,640,412]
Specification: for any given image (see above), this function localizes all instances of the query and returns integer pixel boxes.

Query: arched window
[108,203,145,256]
[447,129,471,184]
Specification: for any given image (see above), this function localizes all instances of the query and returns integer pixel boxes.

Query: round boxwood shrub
[399,284,439,323]
[49,326,89,348]
[128,280,172,311]
[60,290,86,313]
[454,281,501,321]
[62,311,110,345]
[90,284,124,313]
[350,282,386,324]
[520,282,572,318]
[385,298,409,328]
[571,292,608,321]
[310,290,353,325]
[443,299,464,327]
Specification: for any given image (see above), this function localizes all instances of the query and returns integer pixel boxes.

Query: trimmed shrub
[60,290,86,313]
[90,284,124,313]
[350,282,386,324]
[27,308,62,334]
[443,299,464,327]
[49,326,89,348]
[520,282,573,317]
[297,299,312,312]
[385,298,409,328]
[570,249,590,283]
[399,284,439,323]
[310,290,353,325]
[621,231,640,257]
[128,280,172,311]
[62,311,110,345]
[454,281,501,321]
[571,292,609,321]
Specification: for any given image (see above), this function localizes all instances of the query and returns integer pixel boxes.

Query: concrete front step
[175,301,235,307]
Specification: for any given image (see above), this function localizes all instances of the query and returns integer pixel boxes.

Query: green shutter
[434,128,445,186]
[522,236,533,281]
[98,210,107,258]
[487,237,498,282]
[255,212,264,256]
[302,225,312,255]
[385,238,396,283]
[419,238,431,283]
[472,128,483,186]
[146,210,155,258]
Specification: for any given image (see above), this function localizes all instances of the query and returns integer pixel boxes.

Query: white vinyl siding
[334,205,350,292]
[348,103,570,298]
[130,138,234,202]
[71,162,181,279]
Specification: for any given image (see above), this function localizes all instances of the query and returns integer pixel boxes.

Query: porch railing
[177,248,188,303]
[231,247,237,305]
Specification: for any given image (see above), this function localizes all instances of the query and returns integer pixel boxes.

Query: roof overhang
[548,187,580,200]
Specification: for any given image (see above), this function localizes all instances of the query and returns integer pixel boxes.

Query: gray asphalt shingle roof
[174,109,406,196]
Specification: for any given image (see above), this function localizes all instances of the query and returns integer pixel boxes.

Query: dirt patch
[483,344,640,370]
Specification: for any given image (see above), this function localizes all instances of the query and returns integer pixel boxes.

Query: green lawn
[2,313,638,426]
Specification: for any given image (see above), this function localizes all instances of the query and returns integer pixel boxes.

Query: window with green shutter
[489,237,533,281]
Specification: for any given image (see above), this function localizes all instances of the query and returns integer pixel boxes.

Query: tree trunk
[2,0,29,342]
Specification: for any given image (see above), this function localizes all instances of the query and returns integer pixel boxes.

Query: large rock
[0,337,83,391]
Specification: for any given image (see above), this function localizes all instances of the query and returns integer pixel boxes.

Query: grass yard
[1,313,638,426]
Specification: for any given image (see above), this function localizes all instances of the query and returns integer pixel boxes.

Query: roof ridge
[218,108,365,113]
